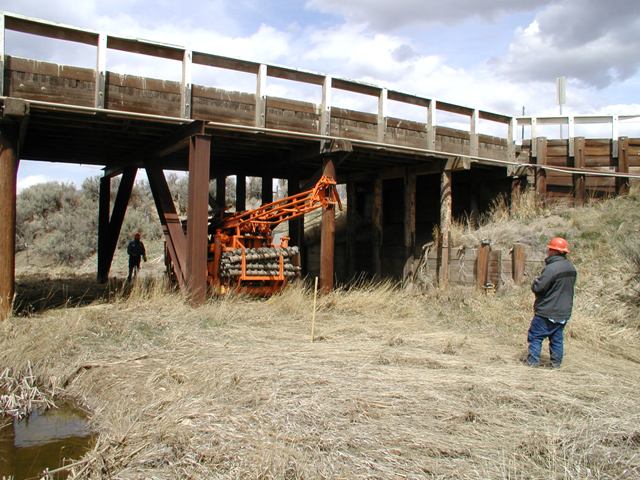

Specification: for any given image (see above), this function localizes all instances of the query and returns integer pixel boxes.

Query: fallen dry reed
[0,362,56,420]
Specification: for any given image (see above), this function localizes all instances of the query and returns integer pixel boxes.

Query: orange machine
[208,176,342,295]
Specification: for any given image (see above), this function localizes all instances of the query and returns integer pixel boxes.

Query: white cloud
[495,0,640,87]
[305,0,550,30]
[17,174,49,192]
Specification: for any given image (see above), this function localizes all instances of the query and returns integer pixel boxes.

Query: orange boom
[207,176,342,295]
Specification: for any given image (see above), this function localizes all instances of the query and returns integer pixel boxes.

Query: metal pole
[319,157,336,293]
[0,131,17,320]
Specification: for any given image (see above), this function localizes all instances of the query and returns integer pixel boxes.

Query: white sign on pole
[556,77,566,139]
[556,76,566,106]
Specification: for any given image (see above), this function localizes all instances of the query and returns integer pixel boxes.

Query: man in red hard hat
[527,237,577,368]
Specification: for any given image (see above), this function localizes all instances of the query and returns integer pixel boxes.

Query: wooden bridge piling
[319,157,336,293]
[186,134,211,305]
[0,130,17,320]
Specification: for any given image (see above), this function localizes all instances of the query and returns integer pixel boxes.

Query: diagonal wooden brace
[145,163,188,290]
[97,167,137,282]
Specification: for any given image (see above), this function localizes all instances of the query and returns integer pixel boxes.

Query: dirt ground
[2,277,639,479]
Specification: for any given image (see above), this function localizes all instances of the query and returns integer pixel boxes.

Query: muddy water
[0,405,94,479]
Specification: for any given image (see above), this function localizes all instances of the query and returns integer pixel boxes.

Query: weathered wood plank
[584,156,614,168]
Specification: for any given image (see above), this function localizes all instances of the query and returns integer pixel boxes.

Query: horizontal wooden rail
[1,11,519,132]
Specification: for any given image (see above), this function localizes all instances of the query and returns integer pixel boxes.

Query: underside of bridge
[0,96,515,312]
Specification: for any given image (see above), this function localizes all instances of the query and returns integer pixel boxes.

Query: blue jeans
[527,315,566,367]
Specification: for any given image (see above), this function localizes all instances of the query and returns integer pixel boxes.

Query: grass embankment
[2,189,640,479]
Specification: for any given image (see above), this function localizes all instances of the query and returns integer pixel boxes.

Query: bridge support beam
[287,174,305,264]
[346,181,358,279]
[287,175,301,244]
[404,172,416,262]
[186,134,211,305]
[146,165,188,291]
[261,175,273,205]
[319,157,336,293]
[0,130,18,320]
[372,178,383,278]
[236,175,246,212]
[216,176,226,211]
[97,167,137,283]
[438,169,452,288]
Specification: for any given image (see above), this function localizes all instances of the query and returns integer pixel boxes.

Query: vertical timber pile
[616,137,630,196]
[404,173,416,263]
[262,176,273,205]
[0,132,17,319]
[372,179,383,277]
[535,137,548,207]
[97,176,110,282]
[287,174,303,248]
[186,135,211,305]
[319,158,336,293]
[346,182,358,278]
[216,176,226,211]
[573,137,586,207]
[438,170,452,287]
[476,241,491,289]
[236,175,246,212]
[512,243,526,285]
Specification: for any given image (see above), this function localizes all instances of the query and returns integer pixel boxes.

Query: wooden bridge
[1,12,639,316]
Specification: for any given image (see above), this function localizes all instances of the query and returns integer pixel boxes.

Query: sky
[3,0,640,190]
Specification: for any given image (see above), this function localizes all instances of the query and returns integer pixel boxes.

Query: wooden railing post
[255,64,267,128]
[378,88,387,143]
[95,32,107,109]
[181,49,192,119]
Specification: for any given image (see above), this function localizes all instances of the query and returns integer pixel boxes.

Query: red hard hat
[547,237,570,253]
[134,232,141,239]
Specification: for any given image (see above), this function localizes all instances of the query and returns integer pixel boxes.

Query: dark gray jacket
[531,254,577,321]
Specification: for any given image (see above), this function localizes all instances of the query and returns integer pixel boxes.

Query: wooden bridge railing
[0,11,638,174]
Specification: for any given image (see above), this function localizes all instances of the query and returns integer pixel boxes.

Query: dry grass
[1,278,640,479]
[2,189,640,479]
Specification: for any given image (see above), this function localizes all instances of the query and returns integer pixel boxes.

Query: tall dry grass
[2,188,640,479]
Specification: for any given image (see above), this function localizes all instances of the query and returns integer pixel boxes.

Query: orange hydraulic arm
[219,175,342,236]
[208,175,342,295]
